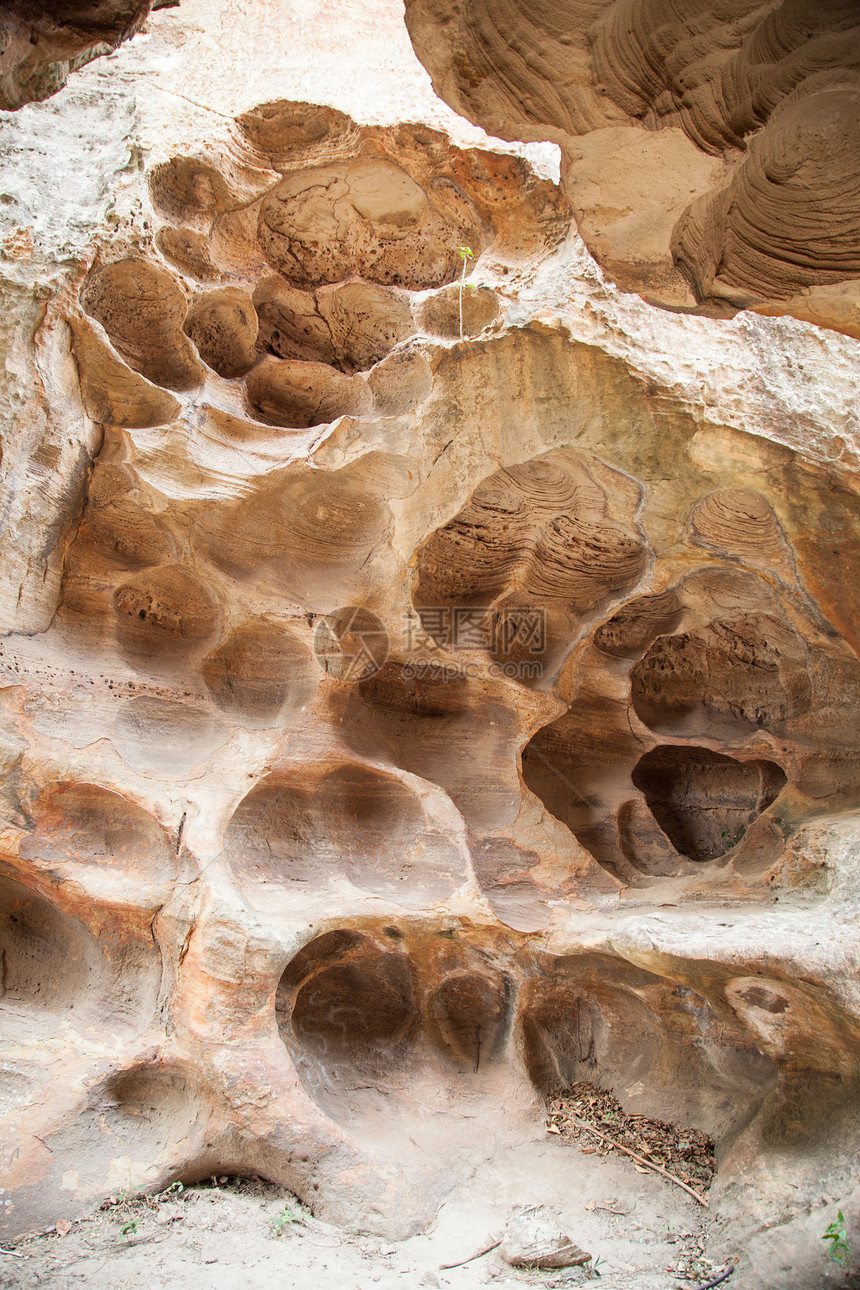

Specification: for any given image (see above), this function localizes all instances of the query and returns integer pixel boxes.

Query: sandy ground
[0,1137,728,1290]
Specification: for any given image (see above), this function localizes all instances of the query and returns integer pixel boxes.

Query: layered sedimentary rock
[0,0,163,110]
[1,7,860,1290]
[404,0,860,338]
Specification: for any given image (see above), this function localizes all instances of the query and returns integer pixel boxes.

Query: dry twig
[439,1237,501,1269]
[572,1118,709,1207]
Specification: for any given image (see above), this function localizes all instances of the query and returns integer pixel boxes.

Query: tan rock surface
[0,0,160,110]
[0,6,859,1290]
[404,0,860,334]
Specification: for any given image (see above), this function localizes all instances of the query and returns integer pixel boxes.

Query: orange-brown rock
[1,29,860,1290]
[404,0,860,335]
[0,0,156,110]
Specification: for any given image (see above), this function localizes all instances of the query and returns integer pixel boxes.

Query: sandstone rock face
[1,6,859,1290]
[404,0,860,337]
[0,0,158,110]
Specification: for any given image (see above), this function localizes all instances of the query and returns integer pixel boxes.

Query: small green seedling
[586,1254,605,1279]
[823,1210,849,1266]
[457,245,475,339]
[161,1181,184,1198]
[270,1203,304,1237]
[121,1220,137,1239]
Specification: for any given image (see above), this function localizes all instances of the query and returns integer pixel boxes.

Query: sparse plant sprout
[270,1202,305,1236]
[823,1210,849,1266]
[458,244,475,339]
[161,1180,185,1198]
[586,1254,605,1279]
[121,1219,137,1238]
[102,1187,136,1214]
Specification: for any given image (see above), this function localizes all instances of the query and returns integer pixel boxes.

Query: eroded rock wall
[0,0,160,110]
[404,0,860,337]
[1,5,859,1290]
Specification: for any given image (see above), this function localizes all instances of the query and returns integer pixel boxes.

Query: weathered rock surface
[501,1205,590,1269]
[404,0,860,338]
[0,5,859,1290]
[0,0,160,110]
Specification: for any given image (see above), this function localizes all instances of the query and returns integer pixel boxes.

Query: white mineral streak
[508,234,860,471]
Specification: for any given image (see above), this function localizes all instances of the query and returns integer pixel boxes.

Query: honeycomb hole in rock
[593,591,684,660]
[99,1064,206,1149]
[113,565,219,669]
[224,774,349,886]
[313,605,393,683]
[253,277,338,366]
[148,156,234,226]
[256,157,487,289]
[277,929,372,1001]
[615,794,703,880]
[193,467,391,609]
[201,621,318,727]
[279,937,420,1088]
[155,227,221,283]
[48,1064,208,1193]
[414,450,648,682]
[80,461,171,570]
[254,276,415,374]
[349,664,522,831]
[690,488,791,566]
[316,280,416,373]
[244,357,371,428]
[521,691,656,882]
[631,746,788,862]
[523,976,662,1097]
[0,872,106,1021]
[522,956,778,1141]
[630,616,811,741]
[224,764,462,904]
[69,317,181,430]
[22,782,174,880]
[426,947,511,1070]
[414,284,501,338]
[725,977,860,1150]
[482,599,576,688]
[320,764,462,903]
[112,696,229,777]
[80,258,203,392]
[366,348,433,416]
[235,100,356,170]
[183,288,258,378]
[2,1062,207,1240]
